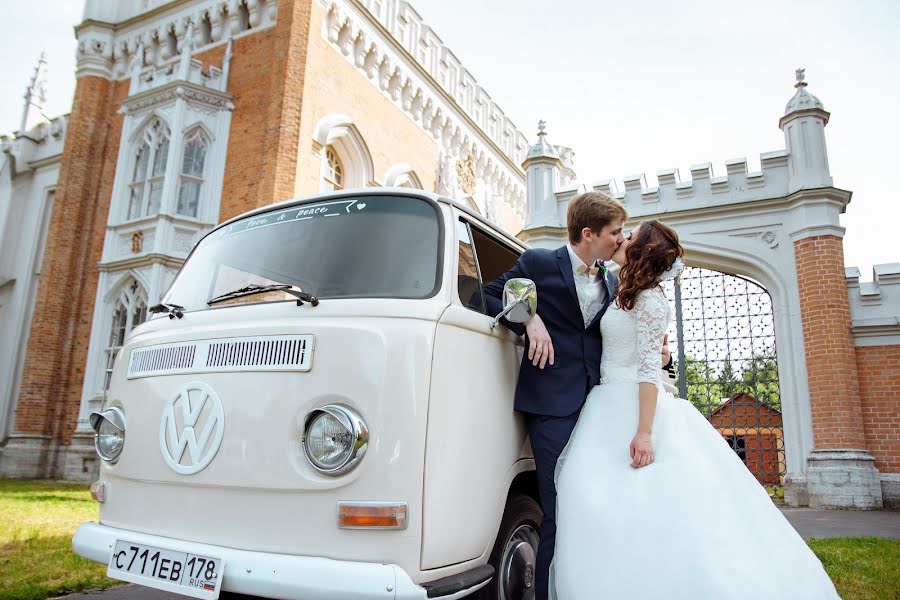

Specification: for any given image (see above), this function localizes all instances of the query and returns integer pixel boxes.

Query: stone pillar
[793,233,881,508]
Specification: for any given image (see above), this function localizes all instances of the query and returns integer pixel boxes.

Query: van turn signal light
[337,502,408,529]
[90,481,107,503]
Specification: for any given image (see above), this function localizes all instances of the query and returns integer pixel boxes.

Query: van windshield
[163,195,442,312]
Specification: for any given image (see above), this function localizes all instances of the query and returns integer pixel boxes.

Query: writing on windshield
[222,198,369,238]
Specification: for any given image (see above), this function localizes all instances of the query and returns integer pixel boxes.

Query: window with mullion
[177,131,208,218]
[102,280,148,393]
[127,120,170,220]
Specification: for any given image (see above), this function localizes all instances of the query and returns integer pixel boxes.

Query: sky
[2,0,898,280]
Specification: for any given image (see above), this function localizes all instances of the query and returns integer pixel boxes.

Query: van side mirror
[490,278,537,330]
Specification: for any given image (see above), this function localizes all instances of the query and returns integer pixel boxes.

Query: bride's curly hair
[616,220,684,311]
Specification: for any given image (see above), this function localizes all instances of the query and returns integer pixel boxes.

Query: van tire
[471,493,542,600]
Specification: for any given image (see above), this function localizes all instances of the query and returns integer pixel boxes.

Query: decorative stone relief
[456,153,476,197]
[131,231,143,253]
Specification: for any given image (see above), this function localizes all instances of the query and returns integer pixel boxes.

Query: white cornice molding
[322,0,525,217]
[120,81,233,116]
[852,318,900,347]
[76,0,277,81]
[97,253,186,272]
[350,0,529,162]
[788,224,847,242]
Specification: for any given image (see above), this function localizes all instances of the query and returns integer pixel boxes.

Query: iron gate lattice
[661,267,785,485]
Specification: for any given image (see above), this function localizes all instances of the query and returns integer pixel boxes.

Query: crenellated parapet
[323,0,526,217]
[576,150,792,221]
[0,115,68,179]
[846,263,900,346]
[75,0,277,81]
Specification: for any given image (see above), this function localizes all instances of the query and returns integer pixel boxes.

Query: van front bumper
[73,521,461,600]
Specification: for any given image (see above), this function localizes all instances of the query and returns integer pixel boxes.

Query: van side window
[456,219,486,312]
[469,225,520,283]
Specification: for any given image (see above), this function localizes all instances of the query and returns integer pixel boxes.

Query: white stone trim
[383,163,422,188]
[76,0,278,81]
[314,116,376,190]
[319,0,525,217]
[787,224,846,241]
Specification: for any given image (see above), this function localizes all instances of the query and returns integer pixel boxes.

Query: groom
[484,191,627,600]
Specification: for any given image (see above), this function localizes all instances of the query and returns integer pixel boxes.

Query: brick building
[0,0,540,480]
[0,1,897,510]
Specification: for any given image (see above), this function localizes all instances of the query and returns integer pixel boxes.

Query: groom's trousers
[523,409,581,600]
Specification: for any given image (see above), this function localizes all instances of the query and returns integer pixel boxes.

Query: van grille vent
[206,338,310,369]
[127,335,314,378]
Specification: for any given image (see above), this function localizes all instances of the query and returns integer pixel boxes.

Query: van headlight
[89,408,126,463]
[303,405,368,475]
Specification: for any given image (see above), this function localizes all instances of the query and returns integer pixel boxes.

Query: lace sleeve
[635,287,670,385]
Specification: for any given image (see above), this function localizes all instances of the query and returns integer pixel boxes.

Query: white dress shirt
[566,244,605,328]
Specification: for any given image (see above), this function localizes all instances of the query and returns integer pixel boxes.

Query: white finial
[795,67,807,88]
[537,120,547,136]
[222,37,234,89]
[178,21,196,80]
[20,52,49,133]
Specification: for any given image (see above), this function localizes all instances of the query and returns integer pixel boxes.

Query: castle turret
[518,121,566,247]
[780,68,833,192]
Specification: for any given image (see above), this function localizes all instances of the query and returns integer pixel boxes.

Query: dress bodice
[599,286,670,385]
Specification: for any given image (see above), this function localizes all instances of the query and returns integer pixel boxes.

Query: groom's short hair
[567,191,627,243]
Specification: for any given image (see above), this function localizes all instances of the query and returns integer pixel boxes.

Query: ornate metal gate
[661,267,785,486]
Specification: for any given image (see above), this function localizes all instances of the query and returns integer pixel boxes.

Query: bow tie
[577,263,601,278]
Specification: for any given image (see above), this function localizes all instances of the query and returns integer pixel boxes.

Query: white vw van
[73,189,542,600]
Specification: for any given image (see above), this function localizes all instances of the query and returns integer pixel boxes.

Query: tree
[677,356,725,415]
[739,354,781,411]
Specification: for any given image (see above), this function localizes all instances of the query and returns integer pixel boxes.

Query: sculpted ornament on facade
[456,154,477,196]
[131,231,143,254]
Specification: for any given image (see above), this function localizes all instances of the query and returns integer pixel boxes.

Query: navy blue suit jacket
[484,246,617,417]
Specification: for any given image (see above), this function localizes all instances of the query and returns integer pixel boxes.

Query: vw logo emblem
[159,382,225,475]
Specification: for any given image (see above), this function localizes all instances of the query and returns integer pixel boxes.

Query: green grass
[0,480,120,600]
[0,481,897,600]
[809,537,900,600]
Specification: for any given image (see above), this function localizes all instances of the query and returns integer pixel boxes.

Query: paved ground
[59,508,900,599]
[780,506,900,539]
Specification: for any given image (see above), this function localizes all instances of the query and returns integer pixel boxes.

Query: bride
[549,220,840,599]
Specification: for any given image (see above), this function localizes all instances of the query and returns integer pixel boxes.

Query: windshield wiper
[207,284,320,307]
[149,303,185,319]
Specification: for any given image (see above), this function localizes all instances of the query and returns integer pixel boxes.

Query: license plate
[108,540,225,599]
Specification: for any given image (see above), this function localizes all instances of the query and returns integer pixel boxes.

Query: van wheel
[472,493,541,600]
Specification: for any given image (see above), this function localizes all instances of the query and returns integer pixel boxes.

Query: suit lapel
[556,246,581,312]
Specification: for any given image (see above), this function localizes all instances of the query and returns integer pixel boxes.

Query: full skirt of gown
[549,381,841,599]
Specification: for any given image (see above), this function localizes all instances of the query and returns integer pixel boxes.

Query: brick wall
[794,235,866,449]
[215,0,313,221]
[13,75,130,446]
[856,345,900,473]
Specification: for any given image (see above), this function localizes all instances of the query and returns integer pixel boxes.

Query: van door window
[469,225,520,283]
[456,219,521,315]
[456,219,486,312]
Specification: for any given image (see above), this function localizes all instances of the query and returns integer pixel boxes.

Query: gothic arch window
[313,116,375,190]
[176,128,209,218]
[322,146,344,191]
[102,278,147,392]
[384,163,422,189]
[127,119,171,220]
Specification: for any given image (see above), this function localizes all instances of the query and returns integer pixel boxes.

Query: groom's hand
[525,314,554,369]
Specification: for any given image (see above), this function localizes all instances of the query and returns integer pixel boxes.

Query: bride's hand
[630,431,654,469]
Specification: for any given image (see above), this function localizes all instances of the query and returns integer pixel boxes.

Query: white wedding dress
[550,287,840,599]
